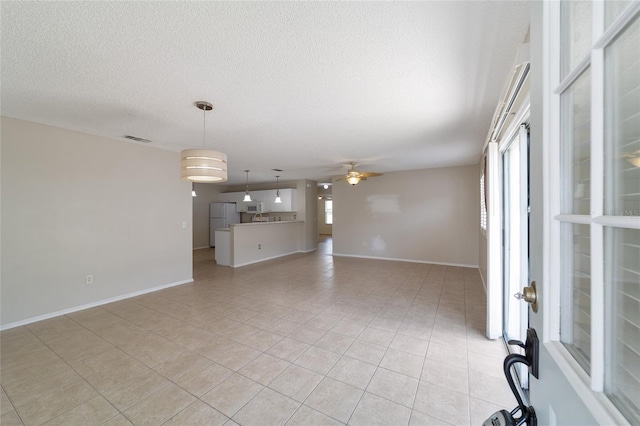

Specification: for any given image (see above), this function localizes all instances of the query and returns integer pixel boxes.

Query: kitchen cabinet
[218,188,296,212]
[264,188,295,212]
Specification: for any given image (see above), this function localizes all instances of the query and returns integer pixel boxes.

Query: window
[325,199,333,225]
[552,2,640,423]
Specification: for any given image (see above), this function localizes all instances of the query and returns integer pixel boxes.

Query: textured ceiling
[1,1,529,185]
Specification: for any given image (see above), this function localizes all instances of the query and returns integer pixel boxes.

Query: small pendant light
[191,183,197,197]
[274,175,282,204]
[243,170,252,202]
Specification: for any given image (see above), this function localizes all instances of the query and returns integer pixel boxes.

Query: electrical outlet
[85,275,94,285]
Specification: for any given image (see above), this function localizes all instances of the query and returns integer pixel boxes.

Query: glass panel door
[502,124,530,387]
[503,125,530,343]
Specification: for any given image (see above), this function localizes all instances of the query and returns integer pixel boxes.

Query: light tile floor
[1,237,513,425]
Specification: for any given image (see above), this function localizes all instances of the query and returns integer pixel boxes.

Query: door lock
[515,281,538,313]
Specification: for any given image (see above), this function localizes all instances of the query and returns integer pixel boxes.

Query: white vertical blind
[603,14,640,424]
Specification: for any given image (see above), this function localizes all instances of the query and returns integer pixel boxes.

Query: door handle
[515,281,538,313]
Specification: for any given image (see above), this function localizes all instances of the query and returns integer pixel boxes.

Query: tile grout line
[16,323,126,426]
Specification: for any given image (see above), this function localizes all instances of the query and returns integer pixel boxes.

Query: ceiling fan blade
[359,172,383,178]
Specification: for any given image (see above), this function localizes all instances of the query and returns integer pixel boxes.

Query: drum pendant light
[181,101,227,183]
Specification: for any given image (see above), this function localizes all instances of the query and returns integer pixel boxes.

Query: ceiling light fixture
[337,162,383,186]
[275,176,282,204]
[180,101,227,183]
[346,176,361,185]
[191,183,197,197]
[243,170,252,202]
[323,184,329,190]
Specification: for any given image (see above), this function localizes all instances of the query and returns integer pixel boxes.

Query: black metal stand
[503,354,537,425]
[502,328,539,426]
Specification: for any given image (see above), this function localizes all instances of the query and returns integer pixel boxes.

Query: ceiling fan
[336,162,383,186]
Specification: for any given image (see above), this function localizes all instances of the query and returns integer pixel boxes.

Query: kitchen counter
[214,221,304,267]
[232,220,303,227]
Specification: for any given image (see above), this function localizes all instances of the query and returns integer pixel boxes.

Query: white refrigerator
[210,202,240,247]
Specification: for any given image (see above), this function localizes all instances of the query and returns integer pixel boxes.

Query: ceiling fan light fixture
[338,162,382,186]
[181,101,228,183]
[191,183,197,197]
[623,150,640,167]
[346,176,361,185]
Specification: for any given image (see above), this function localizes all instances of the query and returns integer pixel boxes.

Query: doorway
[317,183,333,237]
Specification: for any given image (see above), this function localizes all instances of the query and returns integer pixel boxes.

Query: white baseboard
[331,253,479,269]
[0,278,193,331]
[301,247,318,253]
[193,246,211,250]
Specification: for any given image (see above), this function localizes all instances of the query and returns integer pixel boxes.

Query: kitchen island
[214,221,304,267]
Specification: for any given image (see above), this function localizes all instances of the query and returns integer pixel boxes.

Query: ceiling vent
[123,135,152,143]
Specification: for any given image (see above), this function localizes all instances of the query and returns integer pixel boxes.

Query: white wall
[1,117,192,327]
[298,180,318,251]
[333,165,479,266]
[192,183,226,249]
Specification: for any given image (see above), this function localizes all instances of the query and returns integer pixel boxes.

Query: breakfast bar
[214,221,304,267]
